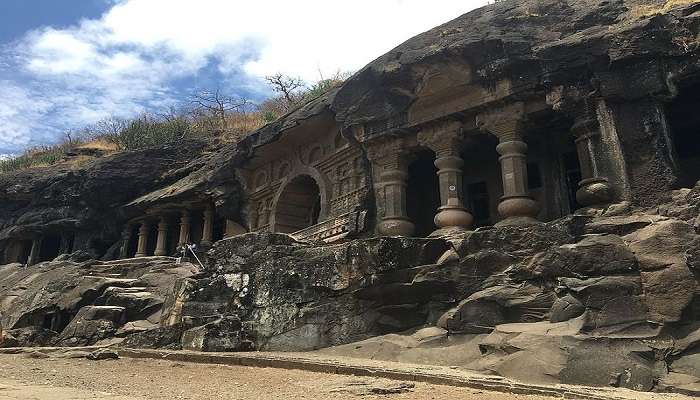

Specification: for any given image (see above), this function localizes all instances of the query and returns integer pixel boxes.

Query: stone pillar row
[126,202,237,258]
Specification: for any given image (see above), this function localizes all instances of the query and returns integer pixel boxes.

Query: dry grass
[630,0,700,19]
[76,138,119,152]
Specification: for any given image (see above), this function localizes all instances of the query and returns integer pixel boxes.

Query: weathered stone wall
[161,234,450,351]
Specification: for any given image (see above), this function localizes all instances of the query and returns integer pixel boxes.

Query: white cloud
[0,0,489,154]
[0,81,55,152]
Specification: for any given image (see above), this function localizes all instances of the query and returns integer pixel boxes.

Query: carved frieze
[475,102,527,141]
[416,120,463,156]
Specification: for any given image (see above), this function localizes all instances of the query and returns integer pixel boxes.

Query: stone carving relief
[243,127,371,240]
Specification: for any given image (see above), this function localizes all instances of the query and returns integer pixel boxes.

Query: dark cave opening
[39,235,61,262]
[406,149,440,237]
[667,83,700,188]
[273,175,321,234]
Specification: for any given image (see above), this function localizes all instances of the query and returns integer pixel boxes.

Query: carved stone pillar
[367,138,414,236]
[119,226,132,259]
[417,121,474,232]
[571,114,613,207]
[477,103,540,226]
[177,210,191,247]
[27,238,41,266]
[154,217,169,256]
[135,221,150,258]
[201,204,214,246]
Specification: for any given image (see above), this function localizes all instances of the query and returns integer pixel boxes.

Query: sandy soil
[0,353,564,400]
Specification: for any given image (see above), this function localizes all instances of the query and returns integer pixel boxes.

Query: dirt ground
[0,353,568,400]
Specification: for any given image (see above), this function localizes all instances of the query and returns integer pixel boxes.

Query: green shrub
[0,145,70,173]
[106,116,193,150]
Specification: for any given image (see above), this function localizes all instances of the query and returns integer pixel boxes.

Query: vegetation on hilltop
[0,71,349,174]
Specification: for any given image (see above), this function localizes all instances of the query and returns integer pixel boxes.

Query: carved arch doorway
[272,174,322,233]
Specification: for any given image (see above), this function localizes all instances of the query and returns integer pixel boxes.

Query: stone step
[97,256,177,267]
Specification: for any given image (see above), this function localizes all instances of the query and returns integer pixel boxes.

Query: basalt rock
[161,233,451,351]
[0,326,57,348]
[0,140,213,258]
[55,305,126,346]
[181,315,252,352]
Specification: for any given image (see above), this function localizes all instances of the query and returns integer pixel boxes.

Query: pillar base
[434,205,474,231]
[134,253,147,258]
[378,218,415,237]
[496,196,540,226]
[429,226,469,238]
[154,250,168,256]
[576,177,612,207]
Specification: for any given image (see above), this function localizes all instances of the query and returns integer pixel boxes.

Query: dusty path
[0,353,564,400]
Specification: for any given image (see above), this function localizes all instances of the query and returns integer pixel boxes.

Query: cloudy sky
[0,0,488,156]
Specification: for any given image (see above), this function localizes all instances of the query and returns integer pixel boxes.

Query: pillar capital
[416,120,463,157]
[476,102,527,142]
[571,114,600,141]
[366,136,410,171]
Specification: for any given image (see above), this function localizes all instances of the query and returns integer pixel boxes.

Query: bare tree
[265,73,306,108]
[189,89,250,134]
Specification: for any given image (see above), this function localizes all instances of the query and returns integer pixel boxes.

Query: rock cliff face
[1,0,700,396]
[155,187,699,393]
[5,185,698,392]
[0,141,213,257]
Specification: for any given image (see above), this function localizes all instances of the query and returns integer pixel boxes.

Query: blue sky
[0,0,488,157]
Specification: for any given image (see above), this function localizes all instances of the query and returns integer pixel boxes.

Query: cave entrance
[127,225,140,257]
[146,223,158,256]
[42,310,71,332]
[4,239,32,264]
[667,83,700,187]
[39,235,61,262]
[213,217,226,242]
[18,240,31,264]
[406,149,440,237]
[273,175,321,234]
[461,134,501,227]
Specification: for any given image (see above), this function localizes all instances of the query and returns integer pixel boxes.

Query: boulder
[0,326,57,348]
[87,348,119,360]
[120,324,186,350]
[55,306,125,346]
[584,215,666,236]
[181,316,252,352]
[525,234,638,279]
[625,220,698,322]
[438,282,554,333]
[558,276,649,331]
[96,286,163,322]
[625,220,696,270]
[549,294,585,323]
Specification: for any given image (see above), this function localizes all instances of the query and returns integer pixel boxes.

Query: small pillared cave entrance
[274,175,321,234]
[39,235,61,262]
[667,82,700,188]
[406,149,440,237]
